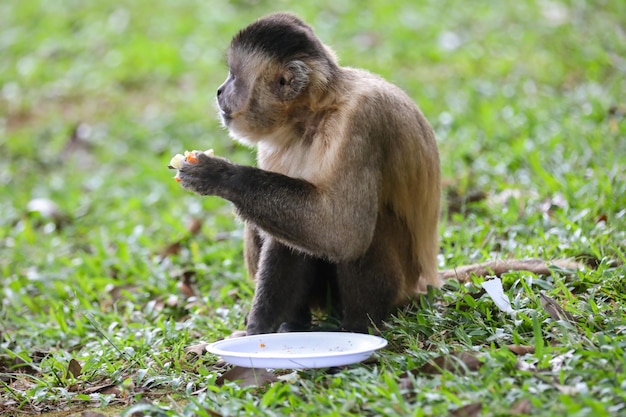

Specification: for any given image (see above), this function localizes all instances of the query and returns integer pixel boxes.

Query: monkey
[177,13,581,335]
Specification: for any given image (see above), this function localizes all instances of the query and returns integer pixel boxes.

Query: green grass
[1,0,625,416]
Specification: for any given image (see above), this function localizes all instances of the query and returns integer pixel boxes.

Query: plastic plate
[206,332,388,369]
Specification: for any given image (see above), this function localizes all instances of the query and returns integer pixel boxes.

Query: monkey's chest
[258,144,330,183]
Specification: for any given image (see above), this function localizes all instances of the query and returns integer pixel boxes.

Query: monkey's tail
[438,258,583,282]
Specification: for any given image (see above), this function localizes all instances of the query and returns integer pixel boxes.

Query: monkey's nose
[217,86,223,97]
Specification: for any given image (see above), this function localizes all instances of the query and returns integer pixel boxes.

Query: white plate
[206,332,387,369]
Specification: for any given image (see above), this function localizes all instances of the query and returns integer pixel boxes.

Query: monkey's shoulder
[338,67,424,121]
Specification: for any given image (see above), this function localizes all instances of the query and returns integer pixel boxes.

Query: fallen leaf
[165,294,180,307]
[67,358,82,378]
[200,409,223,417]
[83,383,119,394]
[538,193,568,218]
[185,342,209,356]
[595,213,608,224]
[398,376,414,391]
[228,330,248,339]
[418,351,482,375]
[450,402,482,417]
[482,277,514,313]
[107,284,139,303]
[99,385,122,396]
[505,345,535,355]
[186,218,203,235]
[159,240,182,258]
[158,219,203,261]
[64,122,91,149]
[515,359,536,372]
[539,293,575,324]
[179,270,196,298]
[549,349,575,372]
[510,398,532,415]
[26,198,69,228]
[80,412,107,417]
[446,188,487,215]
[215,366,278,388]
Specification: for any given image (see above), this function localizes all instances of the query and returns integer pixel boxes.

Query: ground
[1,0,625,416]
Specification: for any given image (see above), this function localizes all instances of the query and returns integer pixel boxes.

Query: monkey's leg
[335,211,405,333]
[246,238,318,335]
[336,250,400,333]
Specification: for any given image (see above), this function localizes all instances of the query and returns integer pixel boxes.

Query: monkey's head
[217,13,339,144]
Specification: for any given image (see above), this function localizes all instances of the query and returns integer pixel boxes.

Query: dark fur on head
[231,13,335,66]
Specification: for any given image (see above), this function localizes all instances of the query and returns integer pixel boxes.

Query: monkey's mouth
[220,110,233,124]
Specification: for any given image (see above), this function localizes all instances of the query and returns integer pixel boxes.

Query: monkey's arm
[177,152,379,261]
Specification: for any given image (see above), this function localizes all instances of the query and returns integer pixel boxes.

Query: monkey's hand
[177,151,234,196]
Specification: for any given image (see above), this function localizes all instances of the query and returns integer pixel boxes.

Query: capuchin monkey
[177,13,578,334]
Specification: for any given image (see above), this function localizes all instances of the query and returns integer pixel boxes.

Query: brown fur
[178,13,581,334]
[231,35,442,302]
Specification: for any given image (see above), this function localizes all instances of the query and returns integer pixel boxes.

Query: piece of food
[185,151,199,164]
[169,154,186,169]
[169,149,215,182]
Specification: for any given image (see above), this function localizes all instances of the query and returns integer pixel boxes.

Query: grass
[1,0,625,416]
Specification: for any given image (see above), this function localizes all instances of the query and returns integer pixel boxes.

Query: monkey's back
[341,67,442,295]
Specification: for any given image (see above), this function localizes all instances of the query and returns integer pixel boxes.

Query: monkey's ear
[276,60,310,101]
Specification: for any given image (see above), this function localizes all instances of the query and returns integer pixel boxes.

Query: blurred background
[1,2,625,413]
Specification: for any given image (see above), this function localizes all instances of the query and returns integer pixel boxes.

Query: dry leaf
[160,240,182,258]
[83,383,119,394]
[158,219,203,261]
[179,270,196,298]
[506,345,535,355]
[185,342,209,356]
[61,122,93,161]
[550,349,575,372]
[165,294,180,307]
[67,358,82,378]
[228,330,248,339]
[108,284,139,302]
[215,366,278,388]
[446,188,487,215]
[595,213,608,224]
[418,351,482,375]
[186,218,203,235]
[539,293,575,324]
[398,376,414,391]
[450,402,482,417]
[515,359,536,372]
[510,398,532,415]
[99,385,122,396]
[80,412,107,417]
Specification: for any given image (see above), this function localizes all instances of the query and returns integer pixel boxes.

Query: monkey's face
[217,49,311,144]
